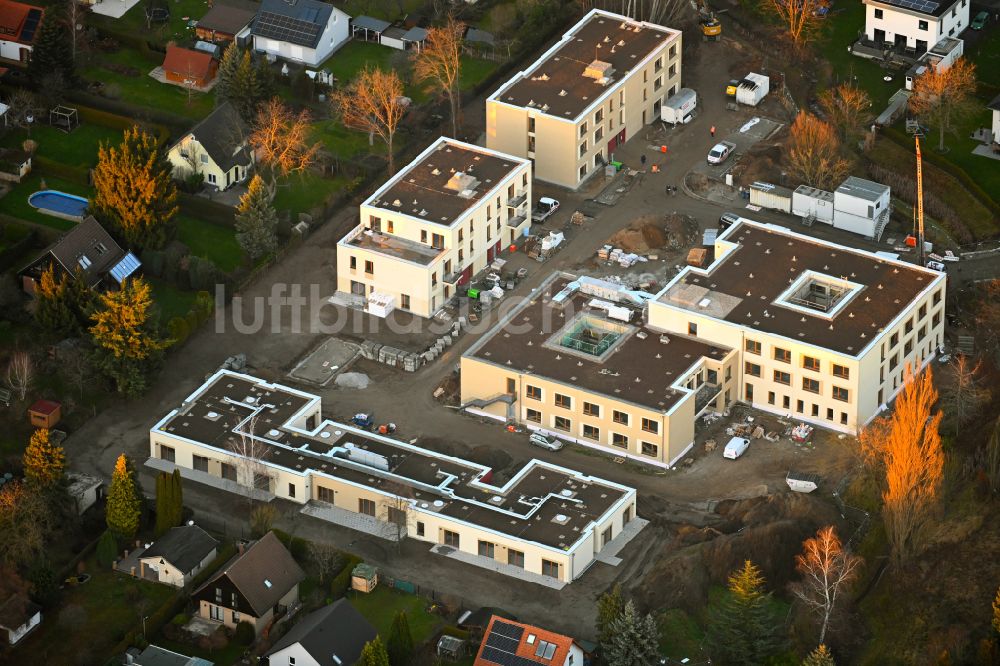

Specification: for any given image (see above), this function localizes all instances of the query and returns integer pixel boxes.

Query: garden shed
[28,399,61,429]
[350,563,378,593]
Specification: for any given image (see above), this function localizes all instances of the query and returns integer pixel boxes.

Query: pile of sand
[607,214,698,254]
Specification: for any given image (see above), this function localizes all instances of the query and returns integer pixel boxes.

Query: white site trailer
[735,73,769,106]
[661,88,697,125]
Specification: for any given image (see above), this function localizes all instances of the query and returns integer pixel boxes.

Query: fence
[832,471,872,550]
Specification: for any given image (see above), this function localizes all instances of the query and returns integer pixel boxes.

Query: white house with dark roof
[862,0,969,53]
[167,102,253,191]
[266,600,377,666]
[138,525,219,587]
[251,0,349,66]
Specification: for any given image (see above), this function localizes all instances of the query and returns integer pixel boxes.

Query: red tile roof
[29,399,60,415]
[0,0,43,45]
[162,45,215,79]
[474,616,576,666]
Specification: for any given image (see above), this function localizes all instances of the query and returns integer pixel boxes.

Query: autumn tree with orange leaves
[818,83,872,145]
[762,0,826,51]
[909,57,978,152]
[0,480,54,566]
[412,16,464,137]
[787,112,850,190]
[791,525,862,644]
[332,66,407,175]
[249,98,320,197]
[860,365,944,566]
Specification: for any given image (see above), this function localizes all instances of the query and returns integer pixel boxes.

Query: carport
[402,26,427,51]
[352,15,390,42]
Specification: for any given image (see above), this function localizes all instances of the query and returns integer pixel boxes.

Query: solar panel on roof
[492,621,525,640]
[485,633,520,653]
[881,0,938,12]
[21,9,42,43]
[254,10,322,46]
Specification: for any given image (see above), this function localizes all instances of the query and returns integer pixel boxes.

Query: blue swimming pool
[28,190,89,221]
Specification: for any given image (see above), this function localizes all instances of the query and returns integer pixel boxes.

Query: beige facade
[198,585,298,633]
[487,10,682,189]
[139,550,216,588]
[150,371,639,584]
[336,138,532,318]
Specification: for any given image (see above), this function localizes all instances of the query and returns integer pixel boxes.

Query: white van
[723,437,751,459]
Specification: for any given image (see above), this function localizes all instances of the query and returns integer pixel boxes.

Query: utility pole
[915,135,925,266]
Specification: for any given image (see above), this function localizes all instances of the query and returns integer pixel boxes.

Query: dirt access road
[65,33,858,636]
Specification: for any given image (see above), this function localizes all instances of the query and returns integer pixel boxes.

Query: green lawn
[176,214,243,272]
[1,123,121,170]
[347,586,443,645]
[312,119,381,160]
[149,276,199,323]
[273,172,350,215]
[8,555,175,665]
[0,173,89,231]
[820,3,900,109]
[459,57,499,91]
[657,608,707,662]
[153,636,247,666]
[91,0,212,48]
[965,25,1000,87]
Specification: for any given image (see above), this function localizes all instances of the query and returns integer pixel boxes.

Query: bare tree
[762,0,826,51]
[5,89,36,134]
[986,417,1000,495]
[939,355,991,436]
[331,66,408,174]
[412,16,464,137]
[227,414,272,509]
[249,98,321,197]
[66,0,85,63]
[380,481,416,550]
[580,0,686,26]
[819,83,872,145]
[787,111,851,190]
[62,345,93,400]
[859,365,944,566]
[307,540,341,582]
[6,351,33,402]
[909,57,978,152]
[791,525,863,644]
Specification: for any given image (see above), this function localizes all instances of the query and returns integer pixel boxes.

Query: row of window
[444,532,560,577]
[744,339,851,379]
[747,384,851,425]
[524,408,660,456]
[743,362,850,401]
[525,386,659,432]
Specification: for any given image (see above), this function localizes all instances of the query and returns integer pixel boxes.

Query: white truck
[707,141,736,165]
[532,197,560,222]
[660,88,697,125]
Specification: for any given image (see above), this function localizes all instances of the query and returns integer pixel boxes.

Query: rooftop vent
[559,89,568,96]
[583,59,616,85]
[445,171,480,194]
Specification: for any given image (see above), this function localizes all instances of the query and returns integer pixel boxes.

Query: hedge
[106,590,186,658]
[271,529,309,562]
[66,90,189,138]
[179,194,239,229]
[0,226,38,273]
[330,554,363,599]
[74,105,171,147]
[35,156,90,186]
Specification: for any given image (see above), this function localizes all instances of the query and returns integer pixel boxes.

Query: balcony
[506,213,527,228]
[694,382,722,415]
[342,227,442,266]
[507,193,527,208]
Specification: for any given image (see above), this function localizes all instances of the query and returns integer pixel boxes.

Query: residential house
[988,93,1000,150]
[862,0,969,54]
[251,0,349,67]
[127,644,214,666]
[336,137,532,318]
[265,599,377,666]
[18,216,141,295]
[196,0,257,45]
[0,0,42,63]
[167,102,252,191]
[486,9,682,189]
[474,616,584,666]
[192,531,304,635]
[149,370,641,584]
[0,595,41,645]
[138,525,219,587]
[162,44,219,89]
[462,219,946,467]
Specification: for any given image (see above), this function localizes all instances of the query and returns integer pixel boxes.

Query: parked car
[707,141,736,165]
[529,432,565,451]
[723,436,751,459]
[532,197,561,222]
[719,212,741,229]
[926,260,946,272]
[971,11,989,29]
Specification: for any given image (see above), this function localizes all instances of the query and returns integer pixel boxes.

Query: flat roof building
[337,138,532,318]
[150,370,639,584]
[487,10,682,189]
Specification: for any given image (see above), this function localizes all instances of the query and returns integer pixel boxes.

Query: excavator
[696,0,722,41]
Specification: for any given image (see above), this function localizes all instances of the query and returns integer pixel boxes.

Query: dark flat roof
[154,372,630,551]
[466,276,730,412]
[657,221,941,356]
[197,0,257,35]
[366,139,525,227]
[492,10,678,120]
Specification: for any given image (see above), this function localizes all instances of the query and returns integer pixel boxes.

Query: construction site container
[792,185,834,223]
[735,73,769,106]
[687,248,708,267]
[661,87,697,125]
[749,182,793,213]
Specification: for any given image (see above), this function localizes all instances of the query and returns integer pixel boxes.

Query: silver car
[529,432,565,451]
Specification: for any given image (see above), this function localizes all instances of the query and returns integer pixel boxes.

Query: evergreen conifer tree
[386,611,414,666]
[23,428,65,490]
[707,560,786,665]
[601,600,660,666]
[28,5,74,84]
[106,454,141,539]
[235,175,278,260]
[360,636,391,666]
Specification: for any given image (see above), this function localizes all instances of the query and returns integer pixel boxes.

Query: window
[918,325,927,341]
[526,385,541,400]
[200,154,209,164]
[443,530,460,547]
[359,498,376,516]
[796,399,804,413]
[641,418,658,434]
[833,386,849,402]
[594,127,604,142]
[745,383,754,400]
[641,441,658,457]
[774,347,791,363]
[802,356,820,372]
[904,338,913,355]
[890,332,899,348]
[602,527,612,546]
[768,391,776,405]
[580,121,588,138]
[654,76,662,91]
[840,412,848,425]
[526,408,541,423]
[318,486,334,503]
[905,318,913,334]
[745,339,761,354]
[387,506,406,526]
[932,311,941,327]
[386,220,394,234]
[669,44,677,58]
[613,410,629,426]
[288,483,295,498]
[595,109,603,123]
[232,610,240,623]
[214,587,222,604]
[812,403,819,417]
[528,136,536,152]
[889,353,899,371]
[612,433,629,449]
[918,304,927,320]
[290,658,297,666]
[541,560,560,578]
[192,454,208,472]
[654,56,663,71]
[933,289,942,306]
[535,641,557,660]
[554,416,571,432]
[554,393,572,409]
[668,64,676,77]
[431,272,437,286]
[832,364,849,380]
[210,604,223,621]
[745,362,761,377]
[364,260,374,275]
[400,294,410,310]
[688,322,698,336]
[159,444,175,462]
[416,522,425,537]
[579,141,587,158]
[583,402,600,417]
[349,256,357,270]
[919,19,928,30]
[874,7,883,18]
[432,233,444,249]
[528,117,535,133]
[803,378,820,394]
[583,424,600,440]
[523,173,528,187]
[782,395,791,409]
[774,370,791,385]
[221,463,237,482]
[508,549,525,568]
[580,165,587,180]
[478,541,495,558]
